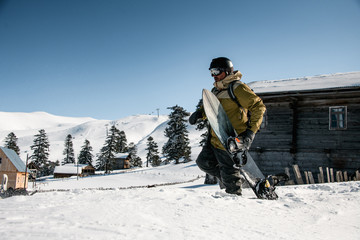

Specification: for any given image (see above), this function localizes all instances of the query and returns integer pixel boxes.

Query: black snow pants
[196,142,242,195]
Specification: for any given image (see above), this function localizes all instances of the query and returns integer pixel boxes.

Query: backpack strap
[227,81,251,128]
[228,81,245,112]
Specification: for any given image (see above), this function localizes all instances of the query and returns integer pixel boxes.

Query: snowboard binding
[254,174,289,200]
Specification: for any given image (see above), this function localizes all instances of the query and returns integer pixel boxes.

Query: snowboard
[202,89,282,200]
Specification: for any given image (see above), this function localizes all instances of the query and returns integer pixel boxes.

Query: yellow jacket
[209,71,266,150]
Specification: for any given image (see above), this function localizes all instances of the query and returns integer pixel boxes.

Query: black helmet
[209,57,234,75]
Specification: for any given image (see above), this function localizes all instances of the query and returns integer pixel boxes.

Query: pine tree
[145,136,161,167]
[62,134,75,165]
[128,142,142,167]
[78,139,94,165]
[30,129,51,176]
[194,99,209,147]
[4,132,20,155]
[162,105,191,164]
[116,130,128,153]
[96,126,118,173]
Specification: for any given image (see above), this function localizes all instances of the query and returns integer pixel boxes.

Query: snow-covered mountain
[248,71,360,93]
[0,111,204,164]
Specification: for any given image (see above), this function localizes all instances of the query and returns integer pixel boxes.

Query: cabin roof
[0,147,27,172]
[248,72,360,94]
[54,164,92,174]
[113,153,129,159]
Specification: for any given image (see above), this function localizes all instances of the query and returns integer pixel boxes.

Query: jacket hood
[213,71,243,90]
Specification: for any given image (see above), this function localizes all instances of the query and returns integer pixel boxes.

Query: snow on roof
[0,147,28,172]
[54,164,89,174]
[113,153,129,158]
[248,72,360,94]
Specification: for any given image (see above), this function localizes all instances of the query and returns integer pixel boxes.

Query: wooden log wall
[250,88,360,180]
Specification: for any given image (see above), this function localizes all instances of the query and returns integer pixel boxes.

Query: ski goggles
[209,68,223,76]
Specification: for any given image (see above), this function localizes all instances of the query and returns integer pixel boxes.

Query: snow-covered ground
[0,161,359,240]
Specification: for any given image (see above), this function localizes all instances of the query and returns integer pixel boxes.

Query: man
[190,57,266,195]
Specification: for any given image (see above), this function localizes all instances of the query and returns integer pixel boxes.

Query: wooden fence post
[319,167,325,183]
[336,171,344,182]
[330,168,334,182]
[326,167,330,183]
[293,165,304,185]
[304,171,309,184]
[285,167,295,185]
[308,172,315,184]
[344,171,348,182]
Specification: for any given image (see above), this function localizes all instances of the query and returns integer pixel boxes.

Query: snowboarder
[190,57,266,195]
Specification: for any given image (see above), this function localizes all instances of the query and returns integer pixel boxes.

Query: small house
[0,147,29,190]
[112,153,131,170]
[53,164,95,178]
[247,72,360,179]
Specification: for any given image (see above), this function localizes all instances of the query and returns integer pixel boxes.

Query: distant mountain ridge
[0,111,95,132]
[0,111,204,166]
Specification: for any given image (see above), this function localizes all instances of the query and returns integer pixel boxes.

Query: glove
[189,110,202,125]
[227,129,255,153]
[239,129,255,150]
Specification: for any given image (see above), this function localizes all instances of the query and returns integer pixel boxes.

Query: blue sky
[1,0,359,120]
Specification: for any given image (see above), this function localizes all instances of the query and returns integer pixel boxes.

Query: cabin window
[329,106,347,130]
[0,157,2,164]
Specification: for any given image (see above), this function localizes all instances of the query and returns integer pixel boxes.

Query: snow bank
[0,161,359,240]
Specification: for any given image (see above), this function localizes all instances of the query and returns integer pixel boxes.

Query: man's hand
[189,110,202,125]
[227,129,255,153]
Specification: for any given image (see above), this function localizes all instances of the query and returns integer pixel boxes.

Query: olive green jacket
[209,71,266,150]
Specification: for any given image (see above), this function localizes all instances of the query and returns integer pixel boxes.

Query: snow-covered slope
[0,111,95,132]
[0,111,202,164]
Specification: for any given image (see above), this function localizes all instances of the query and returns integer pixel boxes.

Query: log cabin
[247,72,360,181]
[112,153,131,170]
[53,164,95,178]
[0,147,29,190]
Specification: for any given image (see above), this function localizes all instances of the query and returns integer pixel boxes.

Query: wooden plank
[356,170,360,181]
[304,171,309,184]
[336,171,340,182]
[308,172,315,184]
[319,167,325,183]
[284,167,295,185]
[293,165,304,185]
[326,167,330,183]
[336,171,344,182]
[285,167,291,179]
[344,171,348,182]
[330,168,334,183]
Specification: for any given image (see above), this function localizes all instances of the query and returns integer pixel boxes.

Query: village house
[247,72,360,181]
[112,153,131,170]
[0,147,29,190]
[53,164,95,178]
